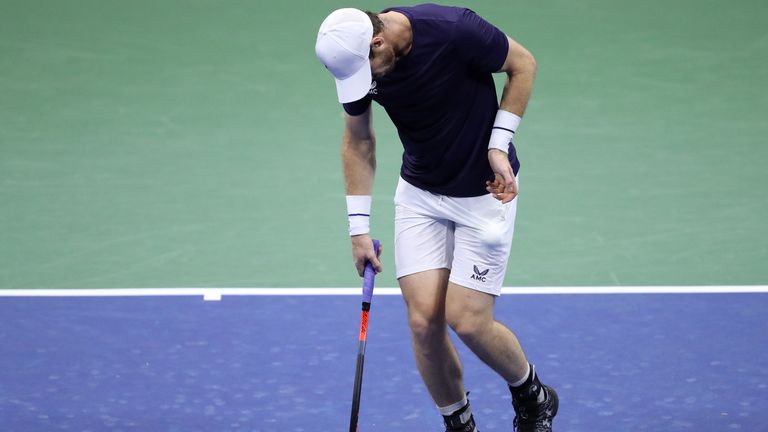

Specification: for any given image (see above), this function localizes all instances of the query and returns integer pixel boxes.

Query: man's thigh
[394,178,455,279]
[399,269,452,320]
[444,193,518,297]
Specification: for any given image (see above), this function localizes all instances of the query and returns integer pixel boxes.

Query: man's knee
[400,269,451,345]
[407,306,446,345]
[447,310,492,343]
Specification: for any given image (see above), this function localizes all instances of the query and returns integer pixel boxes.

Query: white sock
[508,363,532,388]
[438,394,468,416]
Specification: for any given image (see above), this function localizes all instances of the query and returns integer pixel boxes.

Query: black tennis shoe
[511,384,558,432]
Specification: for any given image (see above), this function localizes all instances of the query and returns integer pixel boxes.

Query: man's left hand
[487,149,518,203]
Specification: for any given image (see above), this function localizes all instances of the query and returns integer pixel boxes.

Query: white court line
[0,286,766,298]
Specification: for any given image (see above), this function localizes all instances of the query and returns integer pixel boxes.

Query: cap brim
[334,62,372,104]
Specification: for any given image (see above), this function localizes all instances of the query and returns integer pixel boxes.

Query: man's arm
[343,107,376,196]
[498,36,537,117]
[487,36,537,203]
[342,107,383,275]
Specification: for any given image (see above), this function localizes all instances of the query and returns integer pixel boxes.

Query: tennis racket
[349,238,380,432]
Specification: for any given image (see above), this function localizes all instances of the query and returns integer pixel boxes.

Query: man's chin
[373,67,395,79]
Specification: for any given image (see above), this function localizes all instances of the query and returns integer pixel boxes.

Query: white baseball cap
[315,8,374,103]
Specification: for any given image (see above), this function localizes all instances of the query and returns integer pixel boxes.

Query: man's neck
[380,11,412,57]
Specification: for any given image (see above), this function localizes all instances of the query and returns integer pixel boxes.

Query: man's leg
[442,186,558,431]
[445,282,558,431]
[399,269,465,407]
[400,270,480,431]
[445,282,529,383]
[393,177,479,430]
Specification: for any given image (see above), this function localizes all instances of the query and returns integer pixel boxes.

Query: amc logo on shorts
[471,265,489,282]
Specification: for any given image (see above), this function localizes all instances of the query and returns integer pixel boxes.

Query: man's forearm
[488,64,535,157]
[342,133,377,195]
[499,67,535,117]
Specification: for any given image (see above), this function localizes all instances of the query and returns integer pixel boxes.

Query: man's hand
[487,149,518,203]
[351,234,383,276]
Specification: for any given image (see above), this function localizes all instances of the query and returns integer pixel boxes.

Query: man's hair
[365,10,384,36]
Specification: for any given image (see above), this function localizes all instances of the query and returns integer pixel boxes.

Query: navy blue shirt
[343,4,520,197]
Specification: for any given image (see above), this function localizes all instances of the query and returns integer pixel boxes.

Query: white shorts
[393,177,518,296]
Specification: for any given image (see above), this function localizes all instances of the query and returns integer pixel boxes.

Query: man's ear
[371,36,384,50]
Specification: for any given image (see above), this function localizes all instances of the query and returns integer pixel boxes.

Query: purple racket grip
[362,239,380,304]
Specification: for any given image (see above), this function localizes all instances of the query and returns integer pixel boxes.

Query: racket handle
[362,239,379,304]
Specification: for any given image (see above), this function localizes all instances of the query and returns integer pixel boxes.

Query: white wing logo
[368,81,378,95]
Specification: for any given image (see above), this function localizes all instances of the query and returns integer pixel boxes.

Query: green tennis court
[2,0,766,288]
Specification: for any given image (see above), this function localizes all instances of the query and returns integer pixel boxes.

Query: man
[315,5,557,431]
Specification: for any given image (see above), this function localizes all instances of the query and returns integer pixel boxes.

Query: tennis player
[316,5,557,431]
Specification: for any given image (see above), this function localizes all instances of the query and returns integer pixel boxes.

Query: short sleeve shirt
[343,4,519,197]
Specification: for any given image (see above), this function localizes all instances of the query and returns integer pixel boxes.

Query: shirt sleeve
[454,8,509,73]
[342,95,372,116]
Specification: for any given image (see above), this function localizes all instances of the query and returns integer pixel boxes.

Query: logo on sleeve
[470,265,489,282]
[368,81,378,95]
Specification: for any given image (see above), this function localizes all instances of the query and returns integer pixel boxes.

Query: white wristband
[346,195,371,236]
[488,110,522,153]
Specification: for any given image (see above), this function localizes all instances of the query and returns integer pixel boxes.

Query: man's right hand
[351,234,383,276]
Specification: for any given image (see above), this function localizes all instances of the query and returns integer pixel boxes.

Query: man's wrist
[488,110,522,153]
[346,195,371,236]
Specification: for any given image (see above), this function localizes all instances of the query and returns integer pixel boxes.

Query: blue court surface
[1,290,766,431]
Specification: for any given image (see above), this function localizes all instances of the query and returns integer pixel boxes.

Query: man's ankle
[509,363,546,405]
[440,394,478,432]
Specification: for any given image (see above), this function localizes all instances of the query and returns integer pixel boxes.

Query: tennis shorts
[393,176,518,296]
